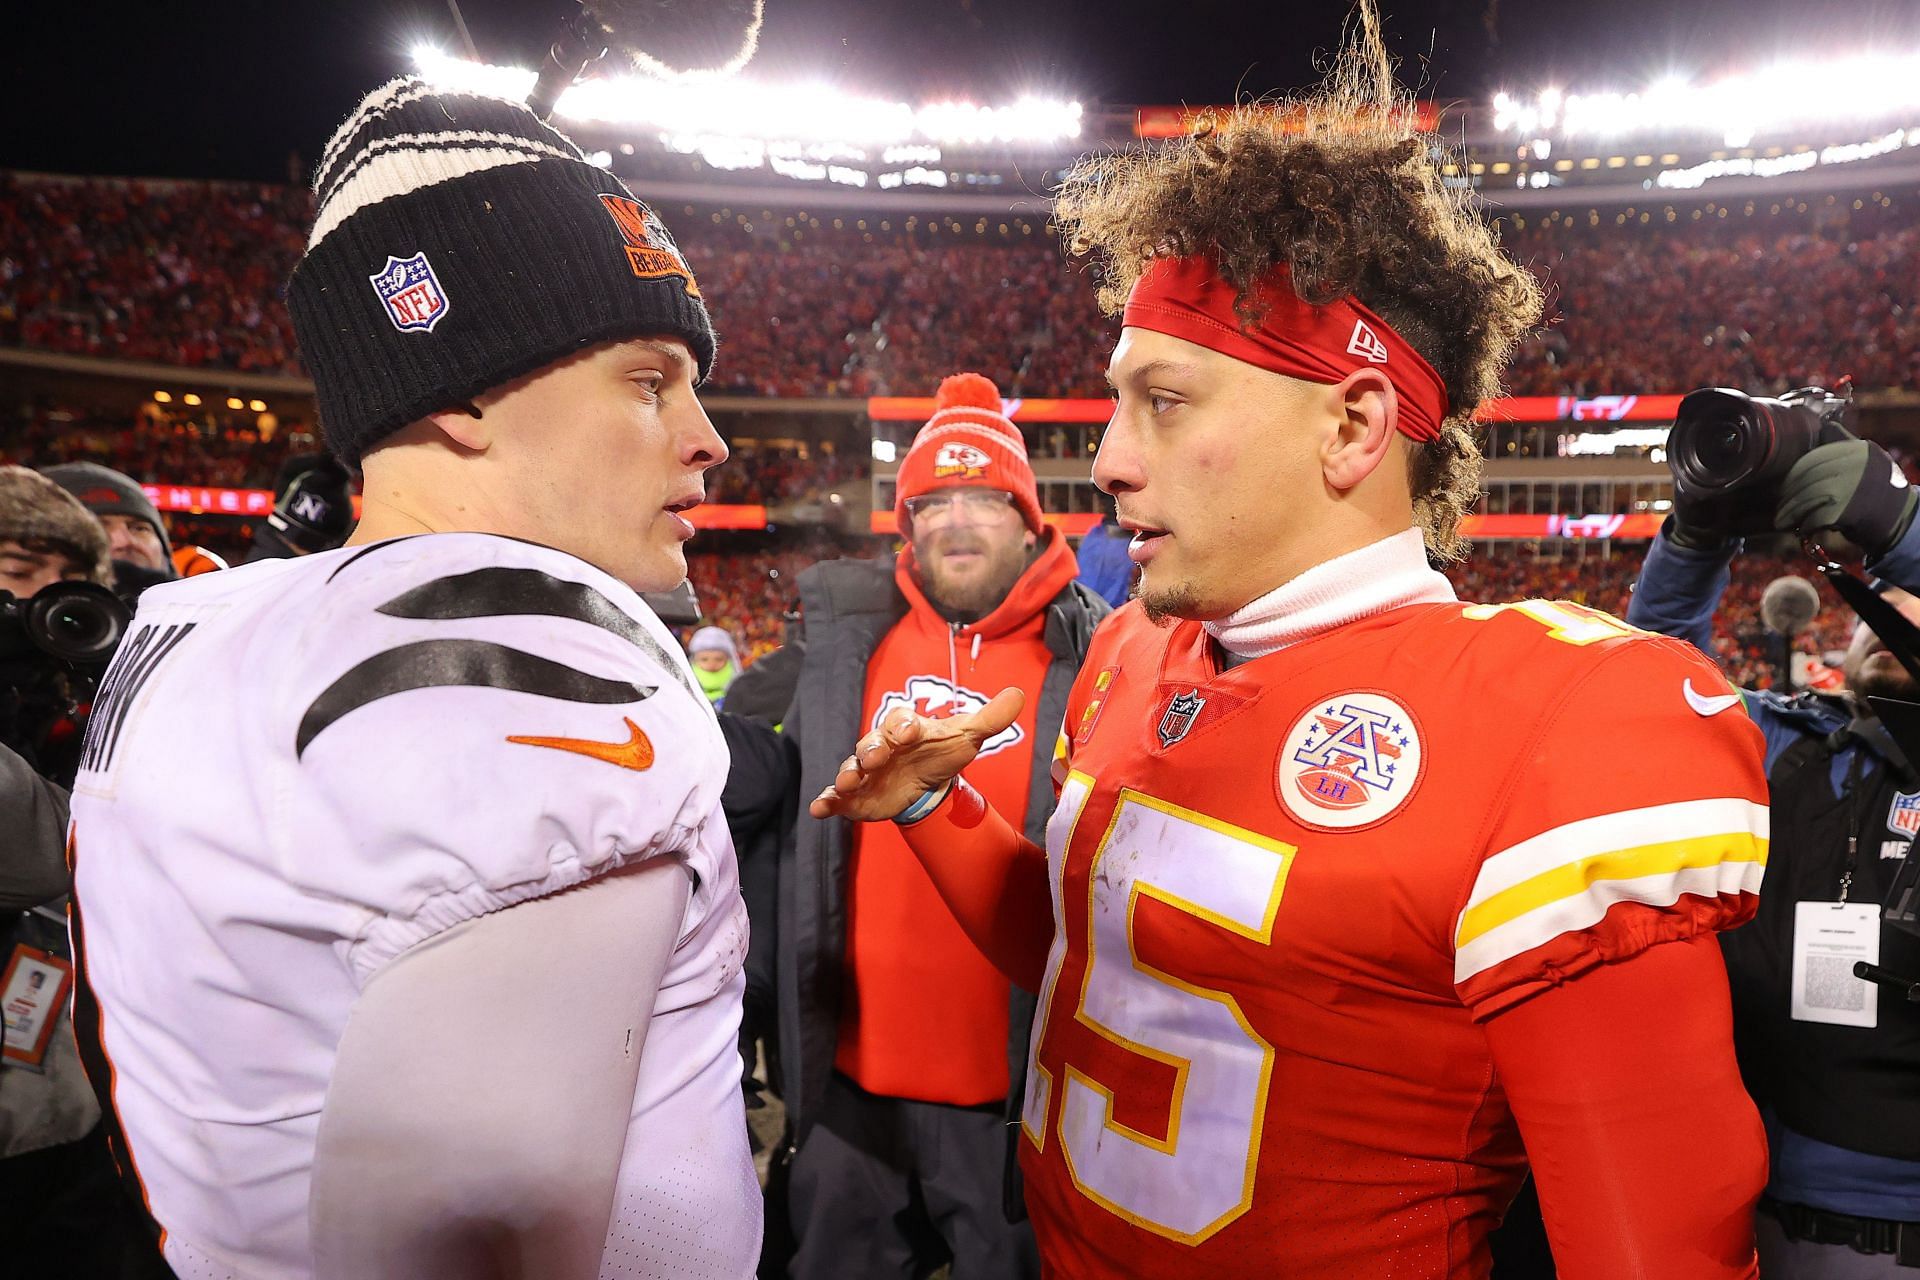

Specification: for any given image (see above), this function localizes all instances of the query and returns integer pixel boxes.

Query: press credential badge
[1791,901,1880,1029]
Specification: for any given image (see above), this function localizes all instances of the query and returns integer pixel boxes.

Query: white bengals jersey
[66,534,758,1279]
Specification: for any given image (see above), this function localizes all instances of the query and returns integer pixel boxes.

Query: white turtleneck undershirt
[1203,527,1458,663]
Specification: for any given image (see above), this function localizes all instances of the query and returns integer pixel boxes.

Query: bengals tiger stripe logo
[599,194,702,299]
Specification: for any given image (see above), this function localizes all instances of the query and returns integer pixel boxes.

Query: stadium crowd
[0,173,308,372]
[8,171,1920,400]
[0,400,316,489]
[0,399,861,512]
[1503,213,1920,396]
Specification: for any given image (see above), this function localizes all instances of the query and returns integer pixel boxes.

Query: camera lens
[27,584,131,665]
[47,600,113,649]
[1672,389,1772,493]
[1696,423,1747,473]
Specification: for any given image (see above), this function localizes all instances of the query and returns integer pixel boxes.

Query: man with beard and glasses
[771,372,1108,1280]
[807,4,1773,1274]
[1629,435,1920,1277]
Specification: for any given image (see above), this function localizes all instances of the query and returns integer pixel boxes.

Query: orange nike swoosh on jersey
[507,717,655,771]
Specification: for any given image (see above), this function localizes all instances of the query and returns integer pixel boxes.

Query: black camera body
[1667,386,1853,536]
[0,582,132,779]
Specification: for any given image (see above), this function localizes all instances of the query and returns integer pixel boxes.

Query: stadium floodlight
[1492,50,1920,146]
[413,45,537,100]
[411,49,1082,149]
[1653,125,1920,189]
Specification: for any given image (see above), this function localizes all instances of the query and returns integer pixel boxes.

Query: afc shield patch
[1277,691,1424,831]
[1156,689,1205,748]
[369,253,450,333]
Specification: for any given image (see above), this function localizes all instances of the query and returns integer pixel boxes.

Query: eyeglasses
[903,489,1017,525]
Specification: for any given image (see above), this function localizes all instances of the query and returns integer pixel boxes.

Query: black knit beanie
[286,77,716,469]
[41,461,173,560]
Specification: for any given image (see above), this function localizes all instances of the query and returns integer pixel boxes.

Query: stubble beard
[919,534,1032,617]
[1139,580,1201,626]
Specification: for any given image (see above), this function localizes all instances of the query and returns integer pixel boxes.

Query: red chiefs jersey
[1017,597,1769,1278]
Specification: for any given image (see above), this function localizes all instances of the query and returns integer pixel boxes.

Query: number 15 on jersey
[1022,772,1295,1244]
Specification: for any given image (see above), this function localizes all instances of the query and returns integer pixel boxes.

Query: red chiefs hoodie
[835,527,1080,1104]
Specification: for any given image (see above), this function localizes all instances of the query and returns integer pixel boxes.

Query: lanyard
[1841,744,1865,905]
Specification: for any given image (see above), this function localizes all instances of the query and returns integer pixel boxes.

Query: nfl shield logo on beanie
[369,253,450,333]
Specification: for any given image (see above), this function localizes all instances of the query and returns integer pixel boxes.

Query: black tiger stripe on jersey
[296,639,656,758]
[66,837,167,1247]
[376,565,701,704]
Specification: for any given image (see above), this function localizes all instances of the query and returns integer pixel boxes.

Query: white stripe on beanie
[908,418,1032,462]
[315,78,443,195]
[309,133,587,250]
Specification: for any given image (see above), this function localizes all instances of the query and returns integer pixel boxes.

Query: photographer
[42,461,179,601]
[1629,412,1920,1276]
[0,466,117,785]
[0,466,164,1275]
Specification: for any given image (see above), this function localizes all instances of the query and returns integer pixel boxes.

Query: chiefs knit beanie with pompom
[892,373,1043,535]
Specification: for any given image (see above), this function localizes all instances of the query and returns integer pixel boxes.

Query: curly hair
[1052,0,1543,561]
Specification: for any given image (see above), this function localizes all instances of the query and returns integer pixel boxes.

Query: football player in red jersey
[811,4,1771,1277]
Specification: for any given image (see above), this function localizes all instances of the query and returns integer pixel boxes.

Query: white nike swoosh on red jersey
[1683,678,1742,717]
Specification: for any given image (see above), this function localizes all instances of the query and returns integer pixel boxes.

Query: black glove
[1666,493,1738,553]
[1775,439,1919,557]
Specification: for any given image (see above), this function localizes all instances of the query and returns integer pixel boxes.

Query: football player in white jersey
[65,81,760,1279]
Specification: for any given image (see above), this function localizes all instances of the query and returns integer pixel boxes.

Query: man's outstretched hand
[809,688,1026,821]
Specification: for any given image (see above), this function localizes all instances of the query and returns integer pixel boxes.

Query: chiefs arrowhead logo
[932,442,993,480]
[1346,318,1389,365]
[874,675,1024,758]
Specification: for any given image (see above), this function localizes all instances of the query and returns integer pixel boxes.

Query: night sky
[7,0,1920,183]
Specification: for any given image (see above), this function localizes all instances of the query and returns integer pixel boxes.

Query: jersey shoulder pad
[1451,625,1770,1018]
[275,535,720,982]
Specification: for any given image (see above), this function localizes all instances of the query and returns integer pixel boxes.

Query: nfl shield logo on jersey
[1890,791,1920,839]
[1156,689,1205,748]
[1276,691,1424,831]
[369,253,450,333]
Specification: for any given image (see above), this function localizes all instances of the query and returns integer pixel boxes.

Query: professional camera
[1667,386,1853,535]
[0,582,132,776]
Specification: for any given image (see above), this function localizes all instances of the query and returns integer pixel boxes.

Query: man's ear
[422,403,492,453]
[1322,368,1399,492]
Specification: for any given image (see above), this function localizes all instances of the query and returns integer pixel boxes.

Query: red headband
[1121,254,1450,442]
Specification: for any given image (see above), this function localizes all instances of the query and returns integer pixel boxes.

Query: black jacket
[775,555,1108,1144]
[718,710,797,1089]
